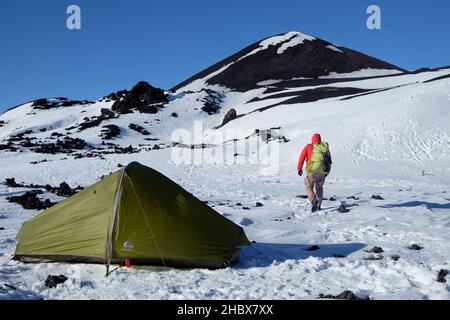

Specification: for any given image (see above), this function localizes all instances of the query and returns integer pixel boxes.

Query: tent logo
[123,241,135,250]
[171,121,281,175]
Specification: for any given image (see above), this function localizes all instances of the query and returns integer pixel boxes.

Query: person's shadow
[237,242,366,268]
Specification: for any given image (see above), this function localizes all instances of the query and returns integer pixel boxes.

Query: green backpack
[307,142,330,175]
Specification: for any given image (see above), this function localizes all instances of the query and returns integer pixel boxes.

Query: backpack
[307,142,331,174]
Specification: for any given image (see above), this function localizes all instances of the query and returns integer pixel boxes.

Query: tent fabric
[14,162,250,269]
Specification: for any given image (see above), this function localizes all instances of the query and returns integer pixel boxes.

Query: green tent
[14,162,250,271]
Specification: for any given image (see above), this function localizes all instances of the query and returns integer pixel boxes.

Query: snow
[326,45,343,53]
[320,68,404,79]
[276,33,316,54]
[1,68,450,300]
[257,80,283,86]
[239,32,316,61]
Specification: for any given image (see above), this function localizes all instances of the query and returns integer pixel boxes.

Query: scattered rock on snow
[319,290,370,300]
[7,191,55,210]
[200,90,223,115]
[256,202,264,207]
[0,227,5,231]
[55,182,74,197]
[45,275,68,288]
[329,196,337,201]
[296,195,308,199]
[409,244,423,250]
[129,123,150,136]
[100,125,121,140]
[338,204,349,213]
[67,109,117,132]
[32,98,93,110]
[437,269,449,283]
[372,194,385,200]
[366,246,384,253]
[4,178,82,197]
[347,195,360,200]
[33,137,88,154]
[364,255,384,261]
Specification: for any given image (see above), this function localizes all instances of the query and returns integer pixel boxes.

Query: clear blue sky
[1,0,449,111]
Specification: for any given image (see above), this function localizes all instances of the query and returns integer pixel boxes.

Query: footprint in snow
[239,218,253,226]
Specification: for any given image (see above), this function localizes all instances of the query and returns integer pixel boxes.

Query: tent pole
[105,167,126,277]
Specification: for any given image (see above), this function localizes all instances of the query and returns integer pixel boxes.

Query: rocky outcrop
[222,108,237,126]
[32,98,93,110]
[100,125,121,140]
[111,81,168,114]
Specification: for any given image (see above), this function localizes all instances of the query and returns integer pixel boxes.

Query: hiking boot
[317,205,322,211]
[311,199,318,212]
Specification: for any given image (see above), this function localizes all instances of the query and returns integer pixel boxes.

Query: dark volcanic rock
[256,202,264,207]
[366,246,384,254]
[32,98,93,110]
[319,290,370,300]
[200,90,223,115]
[56,182,73,197]
[5,178,22,188]
[100,125,121,140]
[45,275,68,288]
[338,204,349,213]
[101,90,128,102]
[7,191,55,210]
[371,195,385,200]
[128,123,150,136]
[33,137,87,154]
[70,109,117,132]
[409,244,423,251]
[100,108,116,118]
[437,269,449,283]
[3,178,82,197]
[307,245,320,251]
[111,81,167,114]
[364,255,384,261]
[222,108,237,126]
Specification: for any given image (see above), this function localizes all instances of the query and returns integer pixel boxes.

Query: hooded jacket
[297,134,332,173]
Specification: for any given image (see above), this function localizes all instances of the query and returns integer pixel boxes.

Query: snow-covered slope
[1,32,449,300]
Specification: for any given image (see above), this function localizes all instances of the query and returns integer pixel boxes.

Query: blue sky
[1,0,449,112]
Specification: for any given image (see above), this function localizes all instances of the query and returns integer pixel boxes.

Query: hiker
[297,133,332,212]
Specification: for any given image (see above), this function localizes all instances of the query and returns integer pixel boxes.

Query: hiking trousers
[304,172,326,206]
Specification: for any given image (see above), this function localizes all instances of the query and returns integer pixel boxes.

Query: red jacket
[297,134,331,172]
